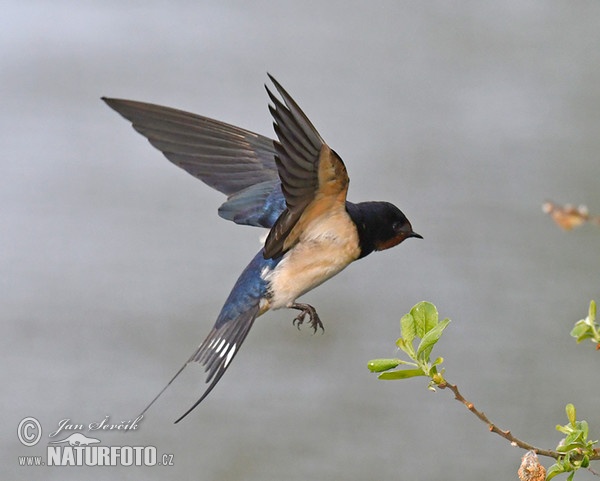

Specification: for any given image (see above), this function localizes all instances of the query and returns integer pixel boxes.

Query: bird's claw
[290,303,324,333]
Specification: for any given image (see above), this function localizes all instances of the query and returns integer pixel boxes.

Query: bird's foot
[290,303,324,333]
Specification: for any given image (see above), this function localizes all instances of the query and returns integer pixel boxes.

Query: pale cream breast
[263,208,361,310]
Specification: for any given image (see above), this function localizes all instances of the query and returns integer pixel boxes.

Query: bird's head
[346,201,422,258]
[372,202,422,251]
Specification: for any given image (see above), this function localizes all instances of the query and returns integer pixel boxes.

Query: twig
[437,379,600,460]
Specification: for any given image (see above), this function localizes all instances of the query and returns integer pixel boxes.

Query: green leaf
[400,313,416,345]
[396,338,415,358]
[589,300,596,322]
[574,332,594,343]
[571,321,593,342]
[416,319,451,360]
[378,369,426,380]
[411,302,438,338]
[566,403,576,426]
[557,441,580,453]
[431,356,444,367]
[545,463,565,481]
[367,359,401,373]
[570,321,589,336]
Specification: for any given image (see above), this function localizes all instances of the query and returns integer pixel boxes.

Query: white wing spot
[219,342,230,358]
[224,343,237,368]
[215,338,226,354]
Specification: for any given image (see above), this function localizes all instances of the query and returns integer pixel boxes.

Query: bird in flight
[103,75,421,423]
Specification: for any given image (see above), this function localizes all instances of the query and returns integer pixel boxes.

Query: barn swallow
[103,75,421,423]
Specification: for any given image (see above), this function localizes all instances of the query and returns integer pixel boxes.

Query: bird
[103,74,422,423]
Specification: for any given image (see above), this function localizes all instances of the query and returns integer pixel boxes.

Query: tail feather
[174,305,259,423]
[140,250,278,422]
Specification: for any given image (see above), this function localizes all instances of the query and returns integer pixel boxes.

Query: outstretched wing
[102,97,285,228]
[263,74,350,259]
[141,250,278,423]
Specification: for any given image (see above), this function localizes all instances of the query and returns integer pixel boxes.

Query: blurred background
[3,1,600,480]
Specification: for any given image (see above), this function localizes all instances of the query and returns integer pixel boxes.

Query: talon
[292,311,306,330]
[290,303,324,333]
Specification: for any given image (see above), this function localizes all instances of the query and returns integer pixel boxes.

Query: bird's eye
[392,221,403,232]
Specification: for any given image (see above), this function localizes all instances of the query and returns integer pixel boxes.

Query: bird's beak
[409,231,423,239]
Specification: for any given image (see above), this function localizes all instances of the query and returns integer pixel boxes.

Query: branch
[437,379,600,461]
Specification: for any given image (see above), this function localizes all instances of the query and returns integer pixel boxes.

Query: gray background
[4,1,600,480]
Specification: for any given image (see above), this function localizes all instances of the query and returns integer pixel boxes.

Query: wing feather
[262,75,349,259]
[102,97,281,226]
